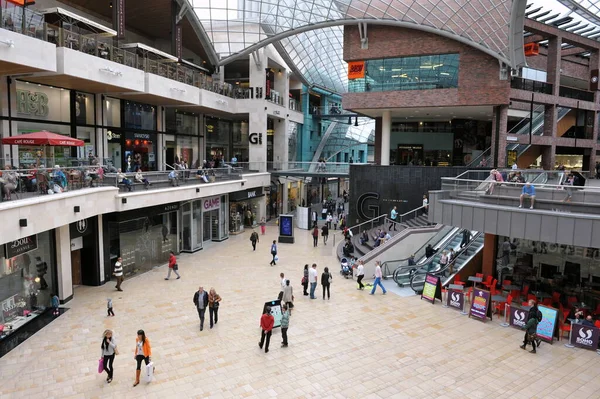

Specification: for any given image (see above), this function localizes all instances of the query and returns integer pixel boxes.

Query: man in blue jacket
[519,182,536,209]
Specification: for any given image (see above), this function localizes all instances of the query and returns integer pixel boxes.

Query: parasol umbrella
[2,131,84,167]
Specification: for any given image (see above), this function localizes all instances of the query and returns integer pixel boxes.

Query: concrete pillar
[157,106,164,170]
[281,178,289,214]
[492,105,509,167]
[273,117,288,169]
[546,36,561,96]
[374,117,382,164]
[482,233,497,277]
[543,104,557,138]
[97,215,105,283]
[541,145,556,170]
[248,51,267,171]
[381,110,391,166]
[0,77,17,166]
[55,226,73,303]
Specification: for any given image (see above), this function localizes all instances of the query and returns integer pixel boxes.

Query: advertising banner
[5,235,38,258]
[469,289,491,322]
[348,61,365,79]
[536,305,558,343]
[421,273,441,304]
[509,306,530,330]
[262,299,282,329]
[571,324,600,350]
[446,289,464,311]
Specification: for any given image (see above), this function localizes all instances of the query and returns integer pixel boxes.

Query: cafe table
[468,276,482,288]
[502,284,520,291]
[492,294,507,302]
[532,291,551,299]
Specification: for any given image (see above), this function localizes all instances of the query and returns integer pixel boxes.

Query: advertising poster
[262,299,282,329]
[446,289,464,311]
[509,306,530,330]
[571,324,600,350]
[469,289,491,322]
[421,273,441,304]
[278,215,295,243]
[536,305,558,343]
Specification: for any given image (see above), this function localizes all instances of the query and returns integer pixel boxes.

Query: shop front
[229,188,265,234]
[0,231,56,341]
[69,217,100,286]
[202,195,229,242]
[102,203,179,281]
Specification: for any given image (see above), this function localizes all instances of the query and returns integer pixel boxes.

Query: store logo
[449,292,461,308]
[575,328,594,346]
[248,191,257,198]
[356,192,379,221]
[249,133,263,145]
[76,219,87,234]
[512,310,526,327]
[204,197,220,211]
[16,89,49,117]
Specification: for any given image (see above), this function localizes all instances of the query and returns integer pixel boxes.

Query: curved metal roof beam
[556,0,600,27]
[218,19,515,69]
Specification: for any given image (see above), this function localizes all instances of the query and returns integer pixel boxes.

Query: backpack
[537,310,542,322]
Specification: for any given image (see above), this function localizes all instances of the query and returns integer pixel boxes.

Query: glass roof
[529,0,600,32]
[192,0,517,95]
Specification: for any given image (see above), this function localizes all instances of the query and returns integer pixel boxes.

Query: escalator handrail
[408,232,484,292]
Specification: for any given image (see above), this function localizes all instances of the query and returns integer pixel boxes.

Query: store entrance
[203,210,218,241]
[165,142,176,168]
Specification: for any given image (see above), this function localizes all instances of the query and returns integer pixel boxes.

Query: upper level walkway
[429,169,600,247]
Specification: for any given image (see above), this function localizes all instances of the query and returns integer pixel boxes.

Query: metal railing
[267,161,353,174]
[0,165,106,202]
[466,148,492,168]
[511,77,553,94]
[106,167,242,192]
[398,205,426,223]
[289,98,301,112]
[559,85,595,102]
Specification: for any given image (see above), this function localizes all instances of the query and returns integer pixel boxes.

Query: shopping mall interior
[2,0,600,397]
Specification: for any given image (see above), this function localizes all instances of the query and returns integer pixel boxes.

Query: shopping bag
[144,361,155,382]
[97,358,104,374]
[274,255,279,261]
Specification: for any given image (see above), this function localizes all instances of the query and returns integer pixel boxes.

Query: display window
[124,132,157,171]
[15,81,70,123]
[0,231,56,339]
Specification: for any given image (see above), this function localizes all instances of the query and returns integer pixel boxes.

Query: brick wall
[342,25,510,110]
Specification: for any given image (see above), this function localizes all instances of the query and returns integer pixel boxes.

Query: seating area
[108,168,243,192]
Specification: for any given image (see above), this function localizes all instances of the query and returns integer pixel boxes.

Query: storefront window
[124,132,157,171]
[15,81,70,123]
[202,195,228,241]
[16,121,71,168]
[75,92,95,126]
[229,188,264,233]
[232,121,249,163]
[104,97,121,127]
[0,231,56,339]
[206,117,231,163]
[76,126,96,160]
[288,122,299,163]
[124,101,156,131]
[177,135,199,169]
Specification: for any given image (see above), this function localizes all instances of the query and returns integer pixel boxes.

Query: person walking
[132,330,152,387]
[282,279,294,311]
[422,195,429,216]
[356,260,365,290]
[321,267,332,300]
[208,288,221,329]
[101,329,117,383]
[280,304,290,347]
[370,261,387,295]
[193,286,209,331]
[309,263,318,299]
[439,250,449,273]
[107,298,115,317]
[250,229,259,251]
[260,217,266,235]
[459,229,472,249]
[258,307,274,353]
[389,206,398,231]
[321,223,329,245]
[165,251,180,280]
[326,213,332,229]
[520,299,542,354]
[332,214,338,230]
[114,257,124,291]
[302,264,309,296]
[269,240,278,266]
[278,273,286,300]
[312,225,319,247]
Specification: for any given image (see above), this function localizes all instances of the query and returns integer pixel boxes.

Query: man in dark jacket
[193,286,209,331]
[520,299,542,353]
[425,244,437,259]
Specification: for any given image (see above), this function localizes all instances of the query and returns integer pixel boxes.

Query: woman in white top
[439,250,449,273]
[101,329,117,383]
[134,168,151,189]
[356,261,365,290]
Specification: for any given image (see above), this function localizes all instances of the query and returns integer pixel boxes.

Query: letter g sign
[249,133,263,145]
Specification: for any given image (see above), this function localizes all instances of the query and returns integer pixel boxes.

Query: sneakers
[520,345,526,350]
[530,206,534,209]
[164,278,169,280]
[518,205,522,208]
[530,349,536,354]
[176,276,181,279]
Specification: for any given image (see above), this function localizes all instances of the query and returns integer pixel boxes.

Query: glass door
[181,203,193,252]
[203,211,212,241]
[193,201,203,251]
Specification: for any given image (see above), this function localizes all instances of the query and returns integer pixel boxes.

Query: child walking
[107,298,115,317]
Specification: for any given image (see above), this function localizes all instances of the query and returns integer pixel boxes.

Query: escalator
[409,232,485,294]
[388,226,460,286]
[507,107,571,157]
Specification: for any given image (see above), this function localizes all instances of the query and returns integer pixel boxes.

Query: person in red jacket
[258,307,274,353]
[164,251,180,280]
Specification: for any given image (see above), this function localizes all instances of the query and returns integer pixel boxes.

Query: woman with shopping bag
[133,329,153,386]
[100,329,118,383]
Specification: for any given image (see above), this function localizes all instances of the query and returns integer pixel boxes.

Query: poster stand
[468,289,492,322]
[420,273,442,304]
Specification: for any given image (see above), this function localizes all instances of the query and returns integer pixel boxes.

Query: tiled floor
[1,225,600,399]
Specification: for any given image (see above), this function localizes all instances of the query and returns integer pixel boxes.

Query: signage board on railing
[571,323,600,350]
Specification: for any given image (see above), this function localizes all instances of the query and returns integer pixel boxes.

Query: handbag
[173,264,179,271]
[98,358,104,374]
[274,255,279,261]
[301,276,307,284]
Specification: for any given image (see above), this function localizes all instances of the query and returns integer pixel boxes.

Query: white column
[273,117,288,169]
[55,226,73,302]
[248,51,267,171]
[97,215,105,283]
[381,110,391,166]
[281,178,289,214]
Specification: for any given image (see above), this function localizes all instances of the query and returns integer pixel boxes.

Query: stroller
[340,258,352,279]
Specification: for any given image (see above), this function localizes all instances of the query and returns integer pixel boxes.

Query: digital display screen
[279,215,293,237]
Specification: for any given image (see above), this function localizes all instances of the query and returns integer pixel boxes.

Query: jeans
[323,235,328,244]
[166,268,180,279]
[209,306,219,327]
[322,284,330,299]
[103,354,115,378]
[252,241,256,251]
[135,355,149,370]
[357,275,364,289]
[281,327,288,346]
[389,220,397,230]
[313,236,318,247]
[197,307,206,330]
[310,282,317,299]
[270,252,277,265]
[371,277,387,294]
[107,307,114,316]
[259,330,272,352]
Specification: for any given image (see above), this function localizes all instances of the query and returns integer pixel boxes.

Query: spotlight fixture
[19,219,27,227]
[122,198,127,204]
[74,206,80,213]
